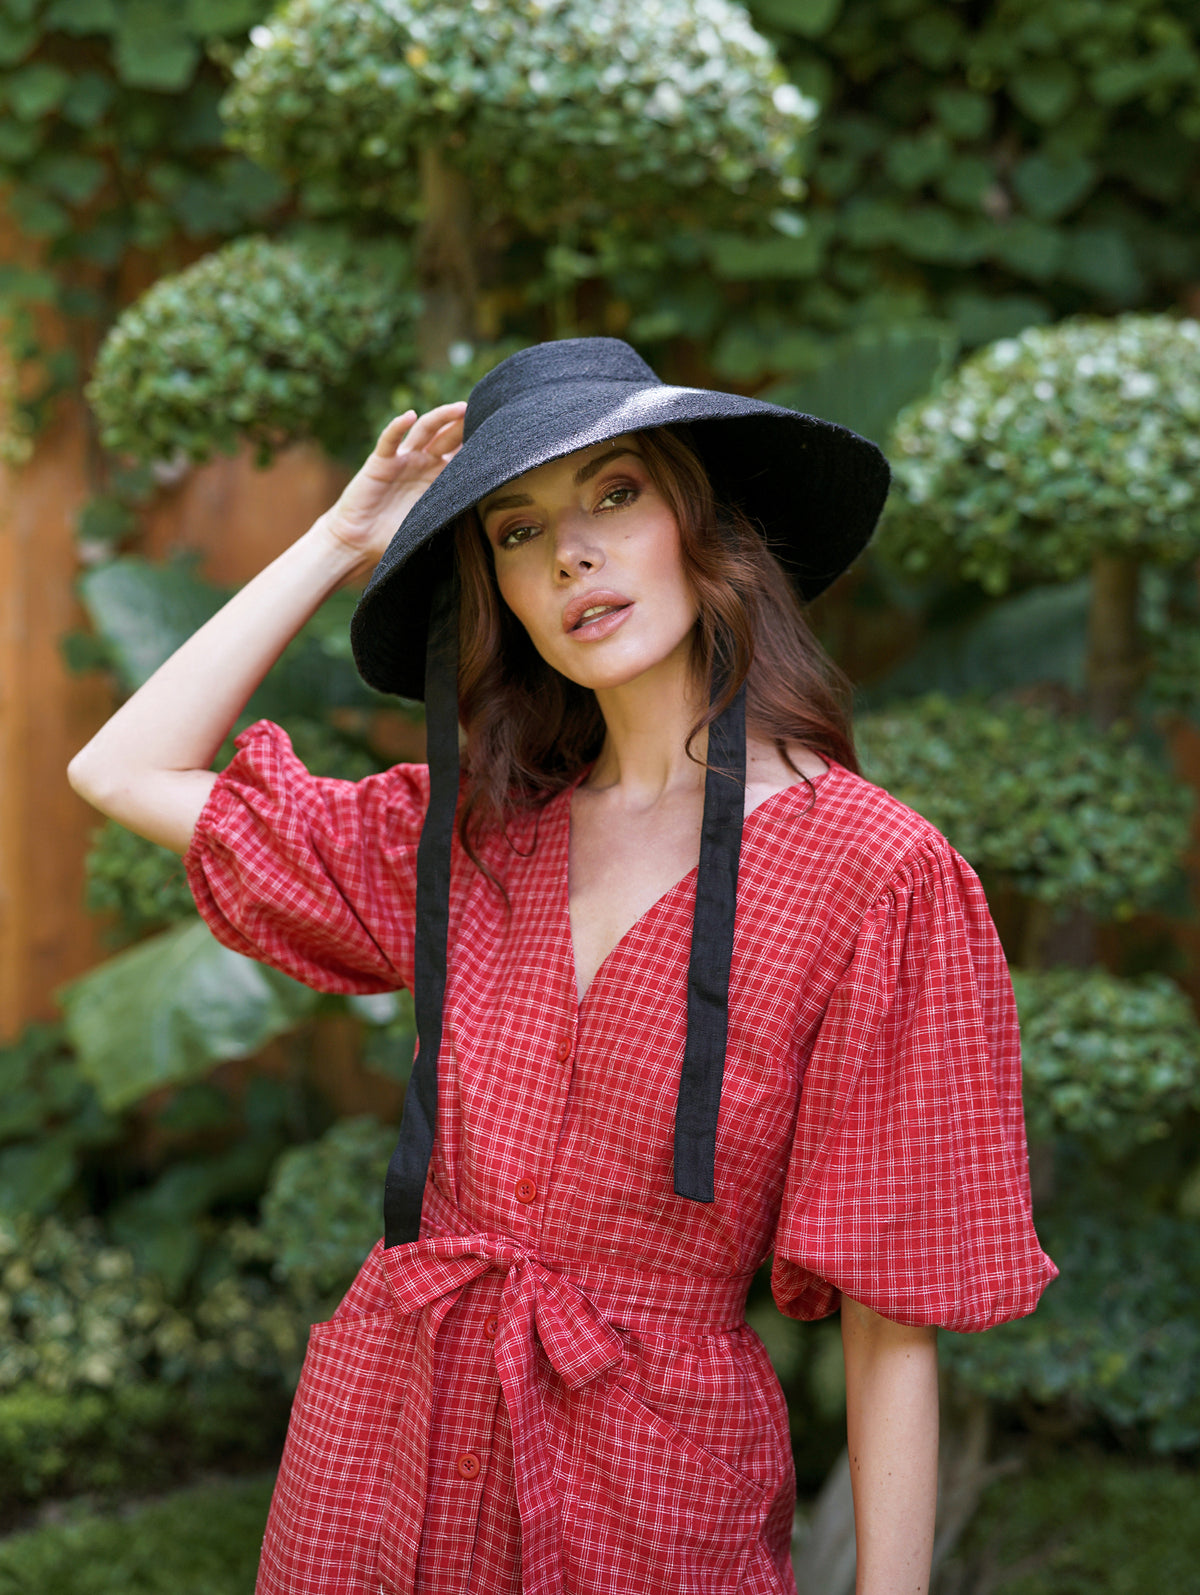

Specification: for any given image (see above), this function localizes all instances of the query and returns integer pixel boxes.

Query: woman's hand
[67,402,464,852]
[322,403,468,576]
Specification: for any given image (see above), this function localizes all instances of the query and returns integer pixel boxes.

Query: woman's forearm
[67,403,468,857]
[66,515,363,853]
[841,1295,939,1595]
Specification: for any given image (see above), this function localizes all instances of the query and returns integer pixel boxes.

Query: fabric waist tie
[374,1183,754,1595]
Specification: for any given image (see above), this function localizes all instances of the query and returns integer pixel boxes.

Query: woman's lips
[562,591,634,637]
[568,603,633,641]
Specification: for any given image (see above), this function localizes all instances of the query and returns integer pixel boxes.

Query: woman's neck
[585,648,707,808]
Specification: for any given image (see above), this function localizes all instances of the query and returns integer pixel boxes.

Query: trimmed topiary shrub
[87,234,417,463]
[883,314,1200,592]
[857,694,1193,920]
[224,0,811,228]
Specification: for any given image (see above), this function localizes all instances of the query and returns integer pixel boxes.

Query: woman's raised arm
[67,403,466,856]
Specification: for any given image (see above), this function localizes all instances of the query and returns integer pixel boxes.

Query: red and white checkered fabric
[186,721,1056,1595]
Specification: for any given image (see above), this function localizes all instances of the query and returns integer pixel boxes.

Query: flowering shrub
[883,315,1200,591]
[88,234,416,464]
[857,694,1192,918]
[224,0,811,228]
[0,1215,304,1397]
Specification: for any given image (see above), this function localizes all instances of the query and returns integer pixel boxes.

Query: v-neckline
[560,764,837,1009]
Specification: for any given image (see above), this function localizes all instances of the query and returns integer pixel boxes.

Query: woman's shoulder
[761,759,960,899]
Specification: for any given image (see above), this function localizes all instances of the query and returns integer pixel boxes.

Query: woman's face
[477,435,698,693]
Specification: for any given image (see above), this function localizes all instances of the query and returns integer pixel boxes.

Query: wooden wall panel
[0,393,355,1040]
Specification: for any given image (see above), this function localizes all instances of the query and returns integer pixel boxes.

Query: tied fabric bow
[375,1231,626,1595]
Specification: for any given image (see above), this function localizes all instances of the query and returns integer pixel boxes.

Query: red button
[456,1452,481,1480]
[484,1314,499,1339]
[555,1039,572,1062]
[515,1177,537,1204]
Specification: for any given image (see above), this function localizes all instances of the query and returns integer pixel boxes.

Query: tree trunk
[415,144,478,370]
[1086,551,1142,730]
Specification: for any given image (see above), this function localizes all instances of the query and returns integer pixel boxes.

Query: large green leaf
[764,323,955,446]
[78,557,224,690]
[60,918,318,1111]
[114,0,200,90]
[1012,152,1097,221]
[860,580,1090,706]
[78,556,376,713]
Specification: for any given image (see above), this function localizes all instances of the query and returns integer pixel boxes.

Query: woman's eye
[499,523,539,549]
[598,484,638,510]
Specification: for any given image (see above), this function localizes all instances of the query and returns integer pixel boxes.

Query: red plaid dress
[185,721,1056,1595]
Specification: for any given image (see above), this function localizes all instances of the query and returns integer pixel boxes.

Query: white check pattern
[185,722,1056,1595]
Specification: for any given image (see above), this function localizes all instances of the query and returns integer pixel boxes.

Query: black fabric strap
[383,570,460,1247]
[673,683,747,1203]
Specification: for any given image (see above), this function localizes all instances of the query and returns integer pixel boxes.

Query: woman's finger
[401,400,468,454]
[373,411,417,457]
[425,415,466,457]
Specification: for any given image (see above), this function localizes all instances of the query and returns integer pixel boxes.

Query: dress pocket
[564,1376,772,1595]
[256,1309,416,1595]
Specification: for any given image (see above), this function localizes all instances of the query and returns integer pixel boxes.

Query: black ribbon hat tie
[352,337,891,1248]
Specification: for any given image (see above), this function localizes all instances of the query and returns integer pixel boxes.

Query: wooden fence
[0,372,352,1040]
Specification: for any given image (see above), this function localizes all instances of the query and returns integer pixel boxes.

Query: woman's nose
[552,512,604,579]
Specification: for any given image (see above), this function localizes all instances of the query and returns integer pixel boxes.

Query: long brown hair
[453,424,858,862]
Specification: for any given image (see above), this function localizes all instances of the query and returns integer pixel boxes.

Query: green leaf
[114,2,200,91]
[43,0,120,32]
[60,918,319,1112]
[78,558,225,691]
[0,116,38,160]
[708,220,829,279]
[7,186,70,238]
[6,63,71,120]
[0,17,37,64]
[765,322,955,445]
[945,291,1051,347]
[34,152,107,204]
[0,263,56,304]
[986,218,1064,279]
[862,579,1089,705]
[930,87,992,141]
[750,0,842,38]
[185,0,265,34]
[1013,153,1097,221]
[1009,61,1079,124]
[1060,226,1144,303]
[0,1134,78,1217]
[60,70,116,126]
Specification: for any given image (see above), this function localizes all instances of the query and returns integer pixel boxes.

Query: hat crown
[463,337,662,441]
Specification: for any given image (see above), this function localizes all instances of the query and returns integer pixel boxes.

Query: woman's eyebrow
[573,446,637,485]
[479,489,532,520]
[480,447,639,522]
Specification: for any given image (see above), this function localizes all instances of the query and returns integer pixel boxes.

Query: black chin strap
[673,682,747,1202]
[383,570,459,1248]
[383,602,748,1246]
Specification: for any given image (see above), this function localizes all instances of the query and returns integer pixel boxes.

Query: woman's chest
[433,803,854,1266]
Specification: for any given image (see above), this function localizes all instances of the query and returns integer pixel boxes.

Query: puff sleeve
[184,720,427,994]
[771,836,1057,1332]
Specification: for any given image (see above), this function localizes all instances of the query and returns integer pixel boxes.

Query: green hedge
[0,1474,274,1594]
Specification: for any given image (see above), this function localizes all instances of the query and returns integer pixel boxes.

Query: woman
[69,338,1055,1595]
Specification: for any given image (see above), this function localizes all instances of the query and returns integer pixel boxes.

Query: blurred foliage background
[2,0,1199,1589]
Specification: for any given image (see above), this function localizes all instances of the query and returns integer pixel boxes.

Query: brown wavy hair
[452,424,858,860]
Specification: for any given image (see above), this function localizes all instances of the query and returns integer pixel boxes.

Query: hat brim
[351,378,889,700]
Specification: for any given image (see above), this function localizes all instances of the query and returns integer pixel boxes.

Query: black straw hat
[354,338,891,1250]
[350,337,889,699]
